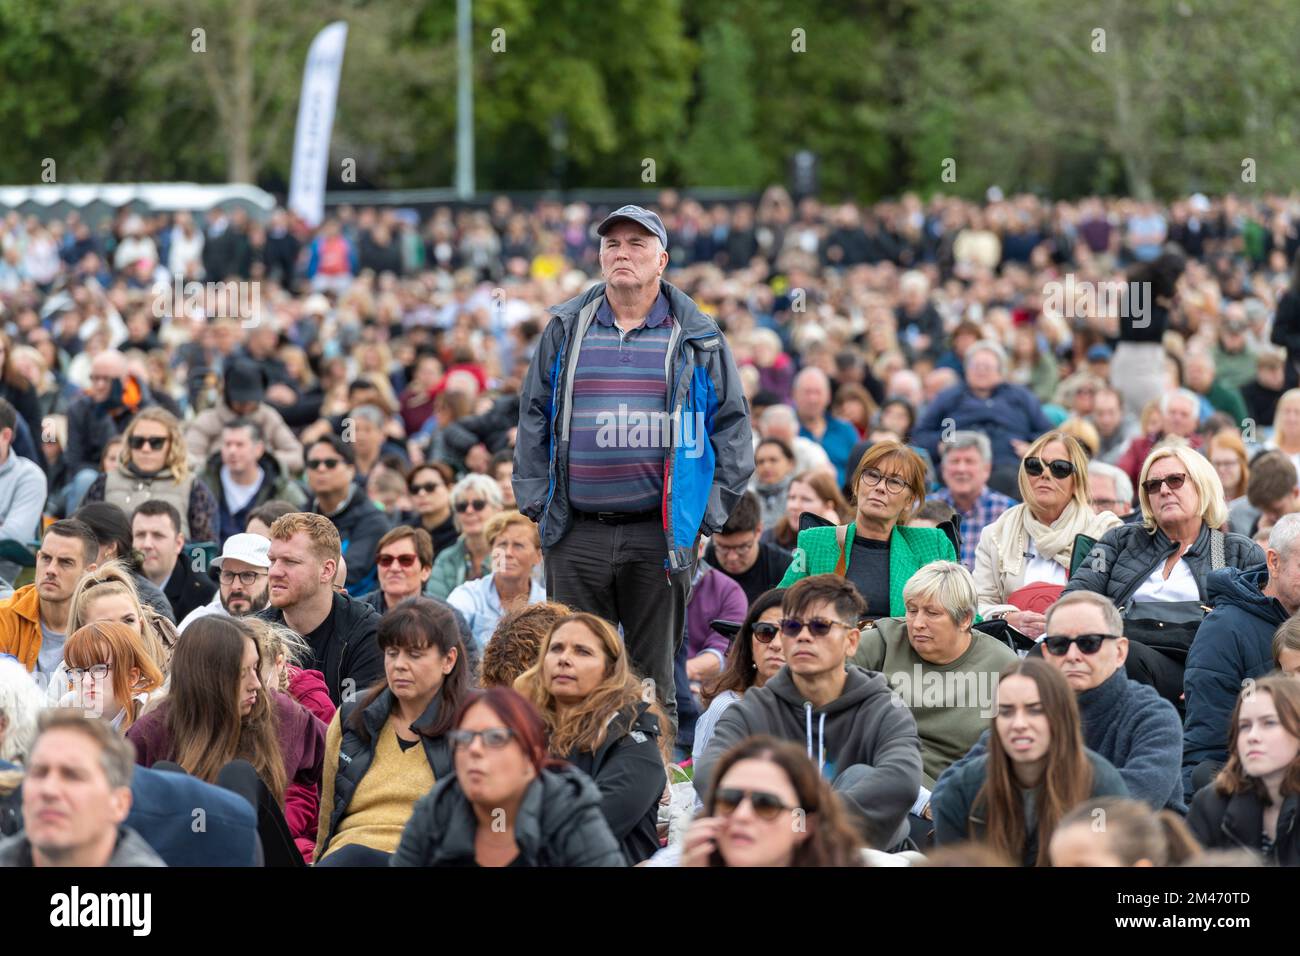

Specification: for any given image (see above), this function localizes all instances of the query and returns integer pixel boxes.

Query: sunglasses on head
[378,553,419,569]
[411,482,443,495]
[455,499,488,514]
[1142,473,1187,495]
[129,435,168,451]
[307,457,342,471]
[1023,457,1074,480]
[714,787,796,821]
[1041,633,1120,656]
[751,621,781,644]
[778,617,854,638]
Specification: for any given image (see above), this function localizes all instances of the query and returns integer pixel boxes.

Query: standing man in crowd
[514,204,753,727]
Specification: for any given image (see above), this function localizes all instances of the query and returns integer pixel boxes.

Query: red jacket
[287,667,335,862]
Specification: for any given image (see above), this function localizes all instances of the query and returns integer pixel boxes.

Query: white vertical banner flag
[288,21,349,228]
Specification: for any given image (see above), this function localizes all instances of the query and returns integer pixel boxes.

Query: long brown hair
[1214,676,1300,801]
[973,659,1093,866]
[163,616,287,803]
[63,621,164,730]
[514,612,668,761]
[0,329,30,392]
[701,735,864,866]
[703,589,785,706]
[773,469,849,547]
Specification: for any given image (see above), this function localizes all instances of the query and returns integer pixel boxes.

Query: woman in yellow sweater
[315,598,471,866]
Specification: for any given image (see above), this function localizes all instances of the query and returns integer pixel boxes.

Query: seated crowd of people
[1,190,1299,868]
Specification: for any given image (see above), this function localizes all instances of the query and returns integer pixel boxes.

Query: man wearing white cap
[177,532,273,632]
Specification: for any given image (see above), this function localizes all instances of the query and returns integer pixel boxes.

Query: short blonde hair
[1137,440,1227,531]
[268,512,341,564]
[1017,431,1093,513]
[485,510,540,549]
[902,560,977,627]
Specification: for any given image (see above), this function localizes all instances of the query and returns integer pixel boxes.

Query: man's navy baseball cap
[596,204,668,248]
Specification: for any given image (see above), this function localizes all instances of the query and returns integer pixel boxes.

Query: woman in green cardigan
[777,440,956,618]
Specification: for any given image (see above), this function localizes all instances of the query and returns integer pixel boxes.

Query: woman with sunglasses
[315,599,470,866]
[400,462,459,559]
[931,659,1128,866]
[974,431,1121,638]
[1064,443,1264,701]
[681,735,864,867]
[391,687,625,867]
[62,621,164,731]
[426,474,503,600]
[81,407,218,543]
[693,589,788,767]
[777,440,956,619]
[1187,676,1300,866]
[515,613,669,865]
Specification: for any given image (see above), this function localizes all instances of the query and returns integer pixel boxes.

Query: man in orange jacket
[0,519,99,678]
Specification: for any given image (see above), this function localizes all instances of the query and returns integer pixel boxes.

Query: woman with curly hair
[82,406,218,542]
[514,612,669,864]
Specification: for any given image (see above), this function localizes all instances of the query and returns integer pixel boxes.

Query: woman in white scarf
[974,431,1122,635]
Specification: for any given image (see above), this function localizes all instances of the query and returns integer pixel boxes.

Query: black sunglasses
[455,499,489,514]
[714,788,795,822]
[1142,473,1187,496]
[779,617,854,638]
[1041,633,1121,656]
[411,482,444,495]
[751,621,781,644]
[1023,457,1074,480]
[128,435,168,451]
[307,458,342,471]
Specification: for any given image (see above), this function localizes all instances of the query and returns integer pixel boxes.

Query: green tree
[677,21,763,188]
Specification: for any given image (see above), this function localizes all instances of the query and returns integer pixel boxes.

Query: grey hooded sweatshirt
[693,665,922,850]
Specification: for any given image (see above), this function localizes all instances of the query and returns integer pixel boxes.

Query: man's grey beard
[222,584,270,616]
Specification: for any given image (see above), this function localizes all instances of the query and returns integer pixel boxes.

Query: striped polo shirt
[568,291,675,512]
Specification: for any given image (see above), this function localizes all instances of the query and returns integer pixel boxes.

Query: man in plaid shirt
[928,431,1014,570]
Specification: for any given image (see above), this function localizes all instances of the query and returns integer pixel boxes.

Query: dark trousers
[1123,641,1187,715]
[545,516,693,732]
[216,760,304,868]
[315,844,393,867]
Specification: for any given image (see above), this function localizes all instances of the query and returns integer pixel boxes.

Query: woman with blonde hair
[1065,441,1265,706]
[975,432,1121,636]
[515,612,668,865]
[81,406,218,542]
[62,621,164,731]
[242,617,335,727]
[1208,429,1250,504]
[67,560,174,673]
[1268,388,1300,474]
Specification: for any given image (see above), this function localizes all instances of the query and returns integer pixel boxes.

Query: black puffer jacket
[1063,522,1265,606]
[261,592,382,707]
[1187,787,1300,867]
[565,702,666,865]
[390,764,626,867]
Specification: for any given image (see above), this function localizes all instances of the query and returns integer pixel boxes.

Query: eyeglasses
[859,468,908,495]
[778,617,855,638]
[714,787,795,822]
[378,553,419,569]
[307,458,342,471]
[1023,457,1074,480]
[128,435,168,451]
[1041,633,1121,656]
[411,482,444,495]
[455,499,489,514]
[713,538,757,556]
[89,373,115,385]
[448,727,515,750]
[1092,499,1125,510]
[67,663,112,682]
[219,569,266,586]
[751,621,781,644]
[1142,473,1187,496]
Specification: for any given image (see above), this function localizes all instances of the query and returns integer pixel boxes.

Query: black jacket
[1187,786,1300,867]
[261,592,382,707]
[309,487,393,595]
[320,687,454,854]
[705,539,791,607]
[443,394,520,459]
[1063,522,1265,608]
[390,764,626,867]
[565,702,666,865]
[163,558,218,624]
[63,384,157,474]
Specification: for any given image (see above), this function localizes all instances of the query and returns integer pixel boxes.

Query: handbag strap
[834,524,849,577]
[1210,529,1225,571]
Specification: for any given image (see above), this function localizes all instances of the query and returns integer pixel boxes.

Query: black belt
[574,509,660,526]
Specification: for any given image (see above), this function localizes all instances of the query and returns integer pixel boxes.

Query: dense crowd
[0,187,1298,868]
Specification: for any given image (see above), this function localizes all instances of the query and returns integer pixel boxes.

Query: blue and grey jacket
[513,279,754,576]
